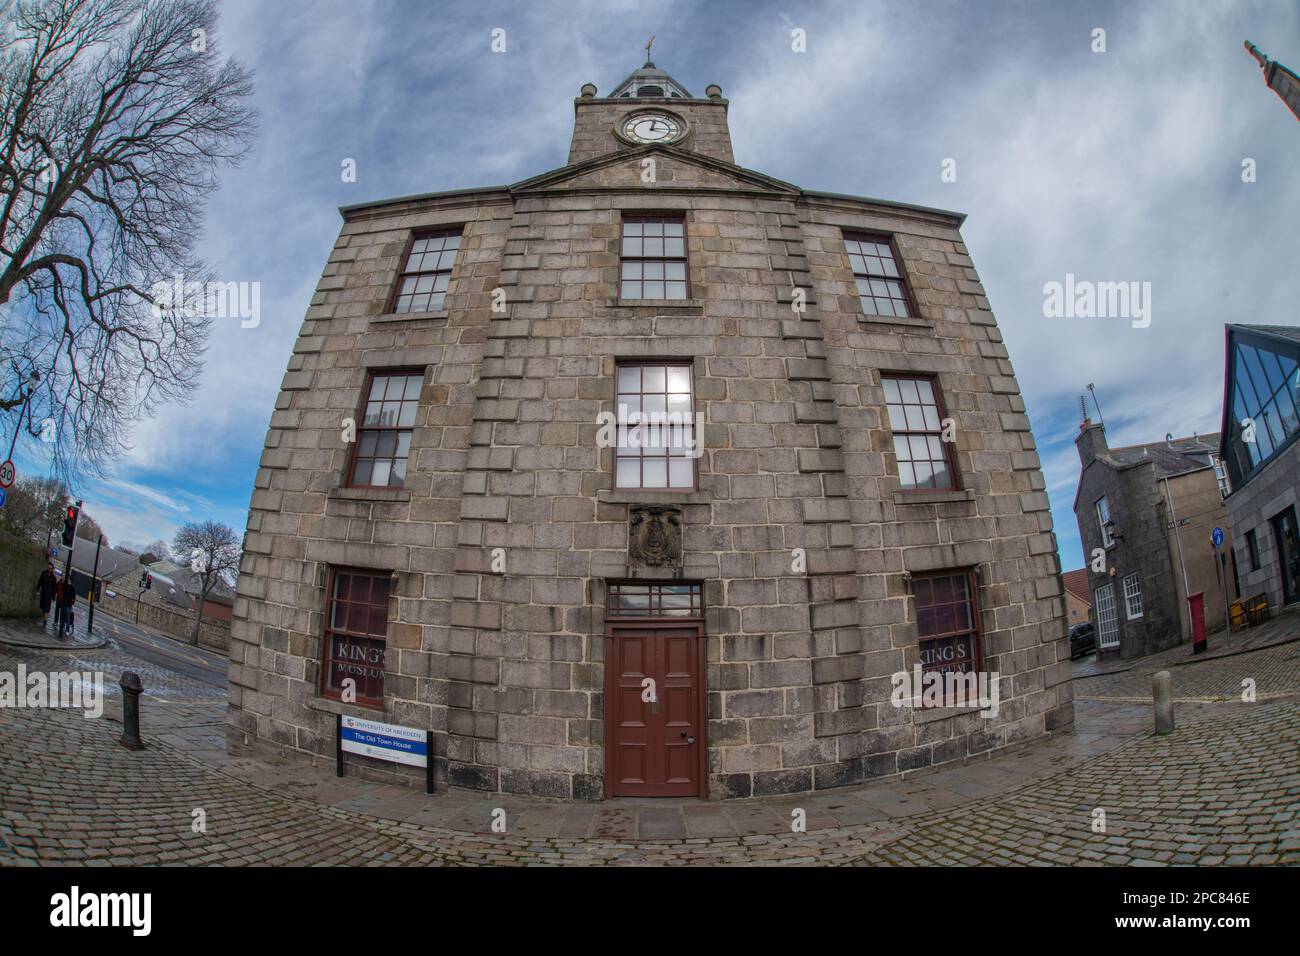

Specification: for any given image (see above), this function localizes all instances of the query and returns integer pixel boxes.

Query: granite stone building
[1073,421,1234,660]
[228,60,1072,800]
[1219,324,1300,614]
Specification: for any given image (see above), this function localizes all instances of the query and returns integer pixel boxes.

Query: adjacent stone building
[228,60,1072,800]
[1073,421,1235,660]
[1219,324,1300,614]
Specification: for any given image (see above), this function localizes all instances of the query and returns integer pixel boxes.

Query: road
[87,609,226,687]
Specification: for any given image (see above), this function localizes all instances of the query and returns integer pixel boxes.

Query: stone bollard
[119,671,145,751]
[1152,670,1175,735]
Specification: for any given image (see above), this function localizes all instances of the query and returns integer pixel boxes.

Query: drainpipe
[1163,475,1192,641]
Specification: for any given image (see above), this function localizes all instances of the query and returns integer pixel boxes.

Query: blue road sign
[1212,526,1224,547]
[0,486,6,508]
[50,547,58,558]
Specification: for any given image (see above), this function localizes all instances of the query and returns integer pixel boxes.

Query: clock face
[620,112,684,145]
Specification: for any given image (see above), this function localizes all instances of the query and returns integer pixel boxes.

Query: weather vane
[645,35,655,62]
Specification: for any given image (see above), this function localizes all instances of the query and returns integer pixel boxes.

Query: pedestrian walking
[36,562,57,628]
[57,579,77,639]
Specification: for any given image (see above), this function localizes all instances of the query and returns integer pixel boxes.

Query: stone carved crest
[628,505,683,568]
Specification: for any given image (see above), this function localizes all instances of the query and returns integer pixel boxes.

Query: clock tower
[568,60,735,165]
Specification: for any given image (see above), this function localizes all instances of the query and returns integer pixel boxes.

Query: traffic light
[61,504,79,547]
[138,571,153,590]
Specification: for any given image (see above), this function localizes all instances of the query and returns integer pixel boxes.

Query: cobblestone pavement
[1071,605,1300,679]
[851,701,1299,866]
[1073,640,1300,702]
[1,638,1296,865]
[0,611,105,649]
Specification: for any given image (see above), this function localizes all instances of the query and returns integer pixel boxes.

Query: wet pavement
[0,621,1297,865]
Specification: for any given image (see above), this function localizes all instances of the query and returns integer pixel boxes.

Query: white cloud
[72,0,1299,565]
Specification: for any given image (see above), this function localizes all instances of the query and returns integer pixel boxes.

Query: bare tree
[73,505,102,544]
[0,0,256,481]
[172,518,236,643]
[137,536,168,564]
[0,472,65,542]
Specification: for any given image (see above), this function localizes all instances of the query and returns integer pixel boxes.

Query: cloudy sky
[14,0,1299,568]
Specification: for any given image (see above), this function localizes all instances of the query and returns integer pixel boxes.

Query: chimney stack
[1076,418,1107,466]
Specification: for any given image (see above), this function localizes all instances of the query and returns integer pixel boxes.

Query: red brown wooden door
[606,623,705,797]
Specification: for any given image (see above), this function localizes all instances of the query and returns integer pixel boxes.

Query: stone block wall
[229,147,1072,799]
[0,532,44,618]
[568,97,733,165]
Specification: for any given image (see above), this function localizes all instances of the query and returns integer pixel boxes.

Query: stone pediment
[511,146,800,196]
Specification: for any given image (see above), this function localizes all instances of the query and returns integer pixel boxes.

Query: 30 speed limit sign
[0,460,14,489]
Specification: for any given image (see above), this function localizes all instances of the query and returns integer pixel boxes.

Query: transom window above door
[621,218,687,300]
[607,582,703,618]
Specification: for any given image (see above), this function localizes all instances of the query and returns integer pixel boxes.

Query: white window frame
[1095,583,1119,649]
[1096,496,1115,548]
[1122,573,1143,620]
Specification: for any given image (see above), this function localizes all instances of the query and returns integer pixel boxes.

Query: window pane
[669,459,693,487]
[666,366,691,391]
[643,366,666,391]
[643,459,667,487]
[617,458,641,487]
[618,366,641,391]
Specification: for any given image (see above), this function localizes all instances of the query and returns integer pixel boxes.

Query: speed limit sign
[0,460,14,489]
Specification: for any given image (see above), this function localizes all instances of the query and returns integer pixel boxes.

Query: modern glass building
[1220,324,1300,610]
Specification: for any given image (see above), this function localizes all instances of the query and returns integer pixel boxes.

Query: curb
[1073,631,1300,680]
[0,632,107,651]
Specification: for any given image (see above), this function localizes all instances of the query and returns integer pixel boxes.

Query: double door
[604,622,706,798]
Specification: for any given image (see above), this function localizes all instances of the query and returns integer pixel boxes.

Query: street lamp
[6,369,39,462]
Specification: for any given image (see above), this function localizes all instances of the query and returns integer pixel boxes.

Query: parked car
[1069,622,1096,660]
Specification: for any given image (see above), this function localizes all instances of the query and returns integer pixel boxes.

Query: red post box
[1188,591,1206,654]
